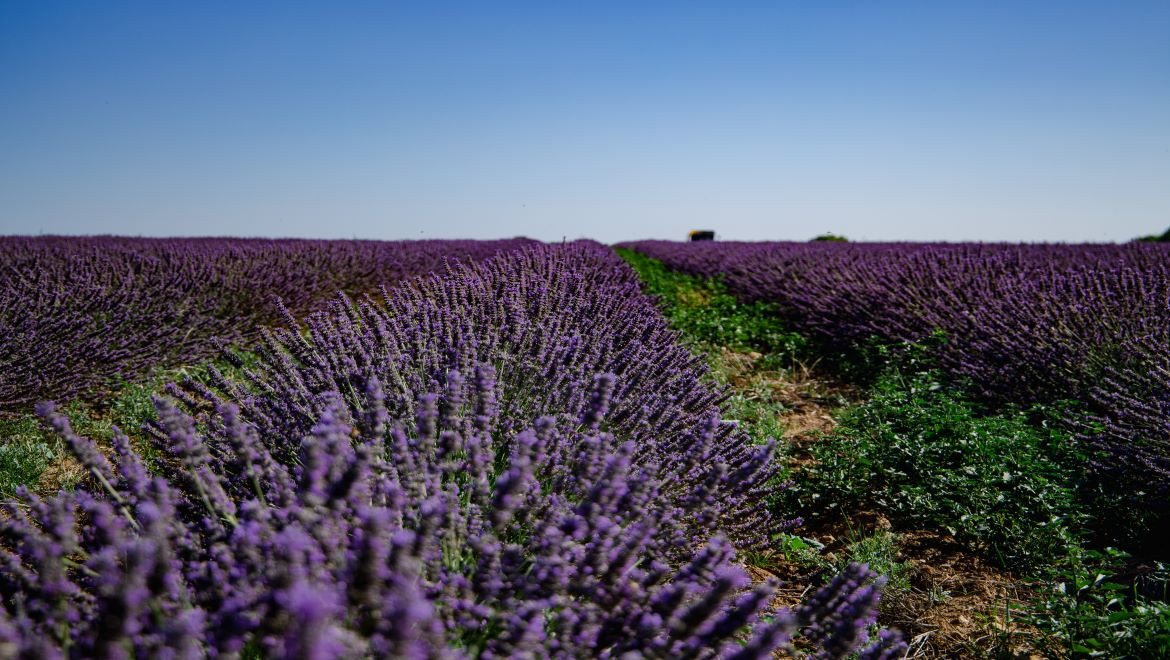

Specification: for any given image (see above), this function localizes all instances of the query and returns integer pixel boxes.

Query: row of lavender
[0,236,535,409]
[622,240,1170,510]
[1,242,903,657]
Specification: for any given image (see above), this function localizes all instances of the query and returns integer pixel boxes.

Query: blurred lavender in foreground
[1,242,902,657]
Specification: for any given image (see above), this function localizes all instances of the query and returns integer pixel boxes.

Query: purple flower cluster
[622,240,1170,502]
[0,235,534,409]
[1,242,902,657]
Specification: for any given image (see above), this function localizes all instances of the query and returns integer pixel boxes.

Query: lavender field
[2,236,1169,657]
[622,240,1170,519]
[6,0,1167,654]
[618,240,1170,656]
[0,238,906,658]
[0,236,535,408]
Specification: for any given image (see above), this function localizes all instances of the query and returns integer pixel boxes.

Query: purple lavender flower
[1,236,535,407]
[2,241,897,656]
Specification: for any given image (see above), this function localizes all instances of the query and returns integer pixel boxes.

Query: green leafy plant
[802,364,1085,570]
[743,533,832,577]
[616,248,805,358]
[837,530,911,593]
[1021,547,1170,658]
[0,416,57,498]
[0,349,261,496]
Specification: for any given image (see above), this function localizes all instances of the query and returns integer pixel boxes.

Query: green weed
[0,416,57,498]
[801,365,1084,570]
[616,248,805,359]
[1019,547,1170,658]
[0,349,261,495]
[837,530,911,594]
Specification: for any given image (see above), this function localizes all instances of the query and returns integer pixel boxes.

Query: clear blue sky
[2,1,1167,242]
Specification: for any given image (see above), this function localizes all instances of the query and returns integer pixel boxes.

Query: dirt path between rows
[714,348,1045,658]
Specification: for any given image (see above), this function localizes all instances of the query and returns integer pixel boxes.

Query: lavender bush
[1,242,903,657]
[0,236,533,409]
[622,240,1170,517]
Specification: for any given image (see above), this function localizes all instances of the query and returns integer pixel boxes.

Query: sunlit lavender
[0,236,534,408]
[623,239,1170,519]
[0,242,903,657]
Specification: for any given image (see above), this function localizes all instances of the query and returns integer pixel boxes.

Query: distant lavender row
[622,240,1170,503]
[0,235,534,408]
[0,242,902,657]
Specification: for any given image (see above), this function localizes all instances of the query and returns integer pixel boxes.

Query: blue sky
[1,1,1167,242]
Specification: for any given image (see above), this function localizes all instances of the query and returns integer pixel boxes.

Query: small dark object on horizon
[688,230,715,241]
